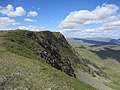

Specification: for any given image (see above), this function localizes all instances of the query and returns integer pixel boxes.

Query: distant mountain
[85,37,112,42]
[68,38,120,45]
[110,39,120,44]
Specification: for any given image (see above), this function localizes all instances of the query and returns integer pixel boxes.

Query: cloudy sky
[0,0,120,39]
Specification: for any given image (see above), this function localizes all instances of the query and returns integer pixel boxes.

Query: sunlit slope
[0,31,96,90]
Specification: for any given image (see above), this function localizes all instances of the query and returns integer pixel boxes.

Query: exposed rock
[4,30,104,78]
[5,30,79,77]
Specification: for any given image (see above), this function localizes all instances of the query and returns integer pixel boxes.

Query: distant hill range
[67,38,120,45]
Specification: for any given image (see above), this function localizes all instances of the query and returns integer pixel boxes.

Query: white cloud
[0,4,13,15]
[104,20,120,26]
[0,17,19,29]
[8,6,26,17]
[92,3,119,18]
[24,18,36,22]
[0,4,26,17]
[18,25,46,31]
[60,20,120,38]
[27,11,38,17]
[59,3,119,29]
[60,28,120,39]
[59,3,120,38]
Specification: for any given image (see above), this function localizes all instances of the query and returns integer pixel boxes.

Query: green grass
[4,41,37,60]
[0,51,96,90]
[3,30,37,60]
[0,31,96,90]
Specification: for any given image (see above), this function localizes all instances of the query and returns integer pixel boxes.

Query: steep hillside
[0,30,97,90]
[4,30,80,77]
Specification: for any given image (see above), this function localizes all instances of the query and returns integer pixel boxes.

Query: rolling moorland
[0,30,120,90]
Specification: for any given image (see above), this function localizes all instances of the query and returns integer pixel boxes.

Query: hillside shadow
[90,48,120,63]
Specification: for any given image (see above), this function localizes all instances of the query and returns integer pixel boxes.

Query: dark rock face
[32,31,77,77]
[6,30,79,77]
[5,30,104,78]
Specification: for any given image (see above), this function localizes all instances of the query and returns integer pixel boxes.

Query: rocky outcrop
[5,30,80,77]
[4,30,104,78]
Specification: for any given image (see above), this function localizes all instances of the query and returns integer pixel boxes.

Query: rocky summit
[0,30,98,90]
[4,30,80,77]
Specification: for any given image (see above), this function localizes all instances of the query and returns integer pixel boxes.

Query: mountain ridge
[4,30,79,77]
[67,38,120,45]
[0,30,97,90]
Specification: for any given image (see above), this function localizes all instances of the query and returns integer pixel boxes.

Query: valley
[67,38,120,90]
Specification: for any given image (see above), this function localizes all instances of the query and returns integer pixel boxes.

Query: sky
[0,0,120,39]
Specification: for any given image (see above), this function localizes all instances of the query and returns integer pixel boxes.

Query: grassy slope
[68,41,120,90]
[4,30,80,77]
[0,31,96,90]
